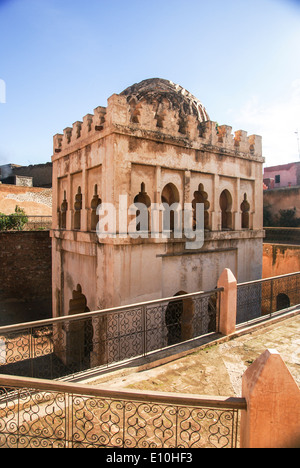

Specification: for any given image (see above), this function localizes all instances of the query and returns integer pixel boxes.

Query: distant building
[263,161,300,189]
[0,162,52,188]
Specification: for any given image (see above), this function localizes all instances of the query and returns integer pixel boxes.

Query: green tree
[0,206,28,231]
[277,208,300,227]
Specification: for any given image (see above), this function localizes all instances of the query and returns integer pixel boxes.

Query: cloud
[231,80,300,167]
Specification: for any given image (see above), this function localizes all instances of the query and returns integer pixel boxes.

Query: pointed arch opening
[220,189,233,230]
[91,184,102,231]
[241,193,250,229]
[192,183,210,230]
[60,190,68,229]
[134,182,151,231]
[74,187,82,230]
[161,183,180,233]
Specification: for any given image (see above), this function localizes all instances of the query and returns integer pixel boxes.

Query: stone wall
[0,231,52,325]
[263,186,300,220]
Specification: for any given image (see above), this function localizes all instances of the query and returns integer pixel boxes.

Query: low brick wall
[0,231,52,324]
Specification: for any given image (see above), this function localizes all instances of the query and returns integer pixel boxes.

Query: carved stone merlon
[63,127,72,145]
[248,134,262,157]
[94,106,107,129]
[72,121,82,142]
[53,133,63,153]
[82,113,94,136]
[217,125,233,145]
[106,94,128,126]
[234,130,248,152]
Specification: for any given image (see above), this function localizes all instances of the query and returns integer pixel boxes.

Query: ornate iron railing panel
[237,272,300,325]
[0,289,221,380]
[0,375,246,448]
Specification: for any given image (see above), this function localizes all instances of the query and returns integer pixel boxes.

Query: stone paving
[92,314,300,398]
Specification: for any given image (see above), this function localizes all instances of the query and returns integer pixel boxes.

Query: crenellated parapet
[53,78,262,160]
[53,105,107,154]
[198,122,262,158]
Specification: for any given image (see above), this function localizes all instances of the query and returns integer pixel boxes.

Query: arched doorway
[219,189,233,230]
[67,285,92,368]
[165,291,194,346]
[276,293,290,311]
[161,183,180,232]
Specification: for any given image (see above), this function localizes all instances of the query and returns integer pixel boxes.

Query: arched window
[74,187,82,230]
[134,183,151,231]
[91,185,102,231]
[60,191,68,229]
[192,183,210,230]
[241,193,250,229]
[161,183,180,232]
[219,189,233,230]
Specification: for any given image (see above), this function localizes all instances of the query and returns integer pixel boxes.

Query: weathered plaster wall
[263,243,300,278]
[263,186,300,219]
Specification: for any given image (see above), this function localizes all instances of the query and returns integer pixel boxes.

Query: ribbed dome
[120,78,210,123]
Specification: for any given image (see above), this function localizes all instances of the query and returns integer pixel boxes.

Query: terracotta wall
[263,243,300,278]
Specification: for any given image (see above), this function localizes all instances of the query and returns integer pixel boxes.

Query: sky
[0,0,300,169]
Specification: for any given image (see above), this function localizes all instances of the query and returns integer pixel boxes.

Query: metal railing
[0,373,246,448]
[0,289,222,381]
[237,271,300,325]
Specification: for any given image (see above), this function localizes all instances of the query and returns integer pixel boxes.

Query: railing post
[240,349,300,448]
[142,305,147,357]
[217,268,237,335]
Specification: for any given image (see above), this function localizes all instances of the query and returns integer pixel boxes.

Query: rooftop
[120,77,210,123]
[89,313,300,397]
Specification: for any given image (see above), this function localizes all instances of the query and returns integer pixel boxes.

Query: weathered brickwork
[0,231,52,301]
